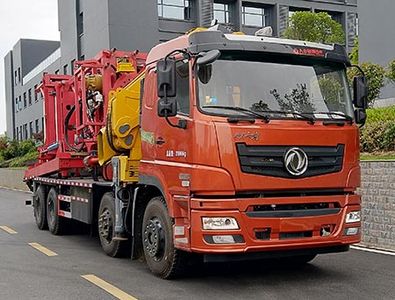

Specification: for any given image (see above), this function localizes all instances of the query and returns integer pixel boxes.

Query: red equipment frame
[25,50,147,179]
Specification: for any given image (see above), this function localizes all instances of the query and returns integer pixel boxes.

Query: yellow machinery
[97,72,145,182]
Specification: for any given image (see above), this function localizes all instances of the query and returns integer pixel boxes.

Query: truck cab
[137,29,366,274]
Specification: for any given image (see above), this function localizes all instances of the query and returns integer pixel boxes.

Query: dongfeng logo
[284,147,308,176]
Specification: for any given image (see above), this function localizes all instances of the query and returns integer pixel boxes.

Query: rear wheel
[47,188,68,235]
[98,193,130,257]
[142,196,190,279]
[33,185,47,230]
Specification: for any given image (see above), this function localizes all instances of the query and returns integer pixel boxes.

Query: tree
[348,62,385,108]
[349,37,359,65]
[283,11,345,44]
[385,59,395,83]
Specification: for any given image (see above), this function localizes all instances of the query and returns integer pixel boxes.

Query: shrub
[0,139,38,166]
[360,106,395,152]
[8,151,38,168]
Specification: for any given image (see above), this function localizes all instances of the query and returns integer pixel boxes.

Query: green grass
[361,152,395,161]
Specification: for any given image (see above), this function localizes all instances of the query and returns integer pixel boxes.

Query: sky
[0,0,59,135]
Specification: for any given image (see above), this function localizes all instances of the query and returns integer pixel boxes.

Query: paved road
[0,188,394,300]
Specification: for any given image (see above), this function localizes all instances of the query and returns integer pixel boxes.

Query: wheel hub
[144,218,165,258]
[98,209,112,242]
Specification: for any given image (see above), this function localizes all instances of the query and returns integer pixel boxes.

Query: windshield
[198,54,354,119]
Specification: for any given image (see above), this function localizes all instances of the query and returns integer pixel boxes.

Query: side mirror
[353,76,368,109]
[157,59,176,98]
[354,108,367,125]
[158,98,177,117]
[197,50,221,66]
[157,58,177,118]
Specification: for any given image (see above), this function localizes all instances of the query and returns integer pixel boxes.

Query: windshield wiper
[305,111,353,123]
[258,110,316,124]
[202,105,270,123]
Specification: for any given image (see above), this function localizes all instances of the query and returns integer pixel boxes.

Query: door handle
[156,137,165,145]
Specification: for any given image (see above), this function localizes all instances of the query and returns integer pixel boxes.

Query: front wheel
[142,196,191,279]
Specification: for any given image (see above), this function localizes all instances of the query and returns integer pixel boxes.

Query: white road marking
[0,225,18,234]
[81,274,138,300]
[28,242,58,257]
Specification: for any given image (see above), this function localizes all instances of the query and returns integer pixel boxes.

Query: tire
[47,188,68,235]
[98,193,130,257]
[142,196,190,279]
[33,185,48,230]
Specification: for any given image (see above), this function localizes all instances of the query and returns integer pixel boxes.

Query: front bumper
[185,194,361,254]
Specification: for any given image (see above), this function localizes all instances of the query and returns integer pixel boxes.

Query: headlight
[345,211,361,223]
[202,217,239,230]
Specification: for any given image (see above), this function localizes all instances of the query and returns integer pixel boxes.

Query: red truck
[25,27,367,278]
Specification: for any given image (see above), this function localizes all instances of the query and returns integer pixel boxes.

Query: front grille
[237,143,344,178]
[246,202,341,218]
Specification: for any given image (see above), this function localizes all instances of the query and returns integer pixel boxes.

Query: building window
[55,69,59,75]
[77,8,84,60]
[71,59,76,74]
[35,119,39,133]
[15,98,18,112]
[16,127,19,140]
[28,89,32,106]
[14,71,18,85]
[23,124,28,140]
[242,5,268,27]
[158,0,192,20]
[29,122,33,138]
[63,64,68,75]
[34,84,38,102]
[19,126,22,140]
[23,92,27,108]
[18,67,21,83]
[214,2,231,24]
[18,96,22,111]
[78,12,84,36]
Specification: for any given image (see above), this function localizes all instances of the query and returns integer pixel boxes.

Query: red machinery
[25,50,147,179]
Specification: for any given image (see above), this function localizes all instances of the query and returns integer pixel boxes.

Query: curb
[351,245,395,256]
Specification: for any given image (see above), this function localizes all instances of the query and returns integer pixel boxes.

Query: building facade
[4,40,60,140]
[4,0,358,140]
